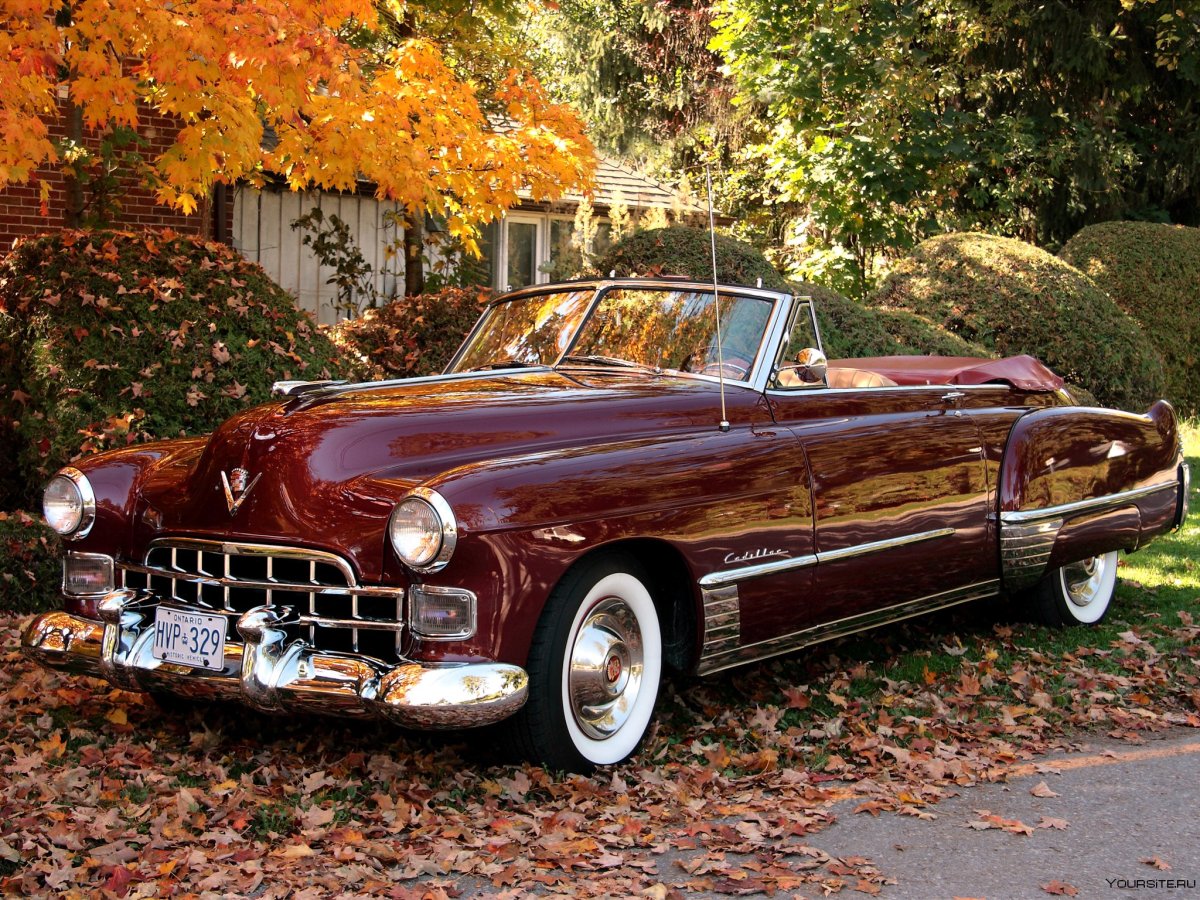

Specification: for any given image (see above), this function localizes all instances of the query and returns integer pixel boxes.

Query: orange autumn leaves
[0,0,595,238]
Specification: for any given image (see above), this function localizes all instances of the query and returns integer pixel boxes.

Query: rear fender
[998,401,1184,591]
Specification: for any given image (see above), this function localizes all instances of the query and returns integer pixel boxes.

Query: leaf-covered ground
[3,576,1197,898]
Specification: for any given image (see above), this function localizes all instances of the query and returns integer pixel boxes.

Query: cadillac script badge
[220,467,261,516]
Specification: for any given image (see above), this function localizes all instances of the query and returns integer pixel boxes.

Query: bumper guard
[21,588,528,729]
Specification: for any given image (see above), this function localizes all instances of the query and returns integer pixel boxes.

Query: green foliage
[874,233,1165,410]
[58,124,151,228]
[593,225,789,291]
[1059,222,1200,416]
[530,0,742,169]
[291,208,381,317]
[0,511,62,615]
[714,0,1200,297]
[793,281,989,361]
[328,287,493,380]
[0,230,347,507]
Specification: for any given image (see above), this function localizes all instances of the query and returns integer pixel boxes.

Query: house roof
[528,157,708,215]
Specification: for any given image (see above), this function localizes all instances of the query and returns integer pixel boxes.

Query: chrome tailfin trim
[999,518,1062,591]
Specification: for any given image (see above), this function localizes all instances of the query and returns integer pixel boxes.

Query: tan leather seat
[825,367,898,389]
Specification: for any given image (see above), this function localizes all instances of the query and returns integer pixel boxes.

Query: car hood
[134,369,760,575]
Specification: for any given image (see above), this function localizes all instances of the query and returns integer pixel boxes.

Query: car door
[765,304,995,633]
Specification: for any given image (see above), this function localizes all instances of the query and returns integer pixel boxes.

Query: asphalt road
[801,728,1200,899]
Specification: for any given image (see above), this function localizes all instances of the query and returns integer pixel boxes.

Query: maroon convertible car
[25,278,1189,770]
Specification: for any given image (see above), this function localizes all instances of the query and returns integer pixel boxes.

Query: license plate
[152,607,226,670]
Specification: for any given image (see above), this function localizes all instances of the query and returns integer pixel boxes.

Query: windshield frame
[445,278,795,392]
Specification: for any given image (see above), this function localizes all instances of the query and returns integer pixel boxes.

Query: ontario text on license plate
[152,607,226,670]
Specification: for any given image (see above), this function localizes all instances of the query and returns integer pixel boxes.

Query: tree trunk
[64,99,85,227]
[404,212,425,297]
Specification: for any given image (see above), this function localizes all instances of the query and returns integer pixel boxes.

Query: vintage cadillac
[24,278,1190,771]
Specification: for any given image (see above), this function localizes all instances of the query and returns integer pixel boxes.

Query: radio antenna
[706,164,730,433]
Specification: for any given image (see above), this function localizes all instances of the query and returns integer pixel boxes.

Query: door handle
[941,391,965,403]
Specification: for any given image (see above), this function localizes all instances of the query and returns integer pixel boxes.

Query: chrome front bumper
[21,589,528,729]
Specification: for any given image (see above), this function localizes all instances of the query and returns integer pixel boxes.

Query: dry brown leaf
[1041,880,1079,896]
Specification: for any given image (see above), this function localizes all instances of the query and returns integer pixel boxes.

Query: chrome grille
[120,540,405,661]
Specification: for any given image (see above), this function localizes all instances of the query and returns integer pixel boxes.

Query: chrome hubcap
[568,596,644,740]
[1063,555,1107,608]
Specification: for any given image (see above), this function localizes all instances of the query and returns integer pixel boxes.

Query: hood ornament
[220,468,262,516]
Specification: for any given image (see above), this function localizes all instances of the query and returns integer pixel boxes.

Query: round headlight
[43,468,96,539]
[388,490,457,572]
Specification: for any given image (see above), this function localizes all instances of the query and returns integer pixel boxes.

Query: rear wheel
[502,554,662,772]
[1025,551,1119,626]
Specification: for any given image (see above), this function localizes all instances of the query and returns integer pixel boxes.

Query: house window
[506,219,541,289]
[480,211,614,291]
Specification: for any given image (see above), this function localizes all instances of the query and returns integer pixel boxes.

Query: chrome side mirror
[778,347,827,385]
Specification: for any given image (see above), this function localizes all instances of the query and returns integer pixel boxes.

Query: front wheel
[502,554,662,772]
[1024,551,1119,626]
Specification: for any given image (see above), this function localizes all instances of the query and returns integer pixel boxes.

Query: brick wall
[0,101,234,252]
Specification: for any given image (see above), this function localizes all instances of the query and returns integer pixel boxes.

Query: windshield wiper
[559,354,660,374]
[469,359,542,371]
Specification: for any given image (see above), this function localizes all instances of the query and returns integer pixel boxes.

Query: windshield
[449,285,776,382]
[450,290,594,372]
[568,288,773,380]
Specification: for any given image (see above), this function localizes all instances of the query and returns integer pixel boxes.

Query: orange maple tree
[0,0,595,240]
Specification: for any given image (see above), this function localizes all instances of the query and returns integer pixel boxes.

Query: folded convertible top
[828,355,1066,392]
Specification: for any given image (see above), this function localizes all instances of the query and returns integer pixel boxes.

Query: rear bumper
[21,589,527,729]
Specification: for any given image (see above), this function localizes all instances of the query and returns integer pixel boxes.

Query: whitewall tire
[502,554,662,772]
[1026,551,1119,627]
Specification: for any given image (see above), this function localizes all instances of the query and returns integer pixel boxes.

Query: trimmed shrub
[593,226,790,292]
[0,230,348,507]
[327,287,493,380]
[1060,222,1200,415]
[793,281,991,360]
[0,511,62,615]
[873,233,1165,410]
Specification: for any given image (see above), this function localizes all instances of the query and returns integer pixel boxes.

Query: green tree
[713,0,1200,296]
[531,0,745,170]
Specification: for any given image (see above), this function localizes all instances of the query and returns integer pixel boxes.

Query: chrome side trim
[699,554,817,588]
[22,590,528,729]
[697,579,1000,676]
[999,479,1179,526]
[1000,519,1063,591]
[699,584,741,659]
[817,527,956,564]
[766,383,1005,397]
[699,527,955,588]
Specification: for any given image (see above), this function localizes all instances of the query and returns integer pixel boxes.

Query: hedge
[1059,222,1200,415]
[873,233,1165,410]
[0,511,62,615]
[0,230,349,508]
[327,287,493,380]
[793,281,990,360]
[593,226,790,292]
